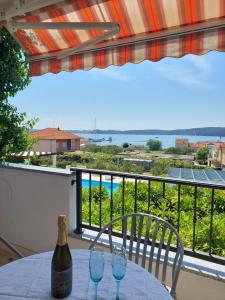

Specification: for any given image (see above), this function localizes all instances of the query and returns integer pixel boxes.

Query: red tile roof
[176,139,189,145]
[189,141,225,148]
[29,128,81,140]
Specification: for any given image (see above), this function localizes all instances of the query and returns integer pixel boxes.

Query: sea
[71,132,225,149]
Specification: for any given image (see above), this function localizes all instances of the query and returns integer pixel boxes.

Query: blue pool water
[82,179,119,193]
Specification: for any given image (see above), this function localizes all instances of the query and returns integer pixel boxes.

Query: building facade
[29,128,81,153]
[175,138,189,148]
[217,146,225,167]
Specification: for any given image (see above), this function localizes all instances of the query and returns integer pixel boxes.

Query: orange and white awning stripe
[1,0,225,76]
[11,151,55,157]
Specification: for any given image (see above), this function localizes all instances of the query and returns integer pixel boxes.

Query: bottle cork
[57,215,68,246]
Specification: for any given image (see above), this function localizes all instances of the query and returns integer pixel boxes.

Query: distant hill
[72,127,225,137]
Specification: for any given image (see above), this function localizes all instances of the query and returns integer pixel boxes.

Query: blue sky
[11,51,225,130]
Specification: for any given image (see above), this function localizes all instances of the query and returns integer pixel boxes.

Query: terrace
[0,163,225,299]
[0,0,225,299]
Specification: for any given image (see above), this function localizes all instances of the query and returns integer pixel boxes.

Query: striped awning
[1,0,225,76]
[11,151,55,157]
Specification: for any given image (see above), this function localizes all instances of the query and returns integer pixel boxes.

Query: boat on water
[89,138,105,142]
[89,136,112,143]
[90,119,112,143]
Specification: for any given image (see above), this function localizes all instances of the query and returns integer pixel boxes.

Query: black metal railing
[71,167,225,265]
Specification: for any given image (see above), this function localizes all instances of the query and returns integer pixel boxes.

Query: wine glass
[89,247,105,300]
[112,245,127,300]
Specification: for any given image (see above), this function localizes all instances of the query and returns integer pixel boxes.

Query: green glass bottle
[51,215,72,299]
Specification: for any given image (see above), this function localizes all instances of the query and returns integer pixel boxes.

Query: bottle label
[52,267,72,296]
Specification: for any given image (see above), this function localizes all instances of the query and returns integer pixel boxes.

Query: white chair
[89,213,184,298]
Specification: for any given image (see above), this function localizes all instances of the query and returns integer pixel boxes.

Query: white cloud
[154,55,212,89]
[89,67,129,81]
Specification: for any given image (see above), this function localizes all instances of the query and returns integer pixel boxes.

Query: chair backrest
[89,213,184,297]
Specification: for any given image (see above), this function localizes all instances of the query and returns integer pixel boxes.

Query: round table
[0,249,172,300]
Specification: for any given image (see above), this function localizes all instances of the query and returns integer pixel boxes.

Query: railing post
[74,169,83,234]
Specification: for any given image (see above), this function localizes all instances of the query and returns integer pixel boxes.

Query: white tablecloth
[0,249,172,300]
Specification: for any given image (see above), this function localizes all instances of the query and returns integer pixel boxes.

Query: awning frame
[7,20,120,60]
[27,17,225,63]
[1,0,120,61]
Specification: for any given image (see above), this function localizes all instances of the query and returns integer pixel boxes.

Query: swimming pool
[82,179,119,192]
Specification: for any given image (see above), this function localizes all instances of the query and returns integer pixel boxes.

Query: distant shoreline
[71,127,225,137]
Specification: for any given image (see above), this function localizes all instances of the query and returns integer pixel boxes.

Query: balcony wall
[0,163,76,252]
[0,164,224,300]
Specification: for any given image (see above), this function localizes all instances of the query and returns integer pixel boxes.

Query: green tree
[196,147,209,164]
[0,27,37,162]
[146,139,162,151]
[0,27,30,101]
[0,101,36,161]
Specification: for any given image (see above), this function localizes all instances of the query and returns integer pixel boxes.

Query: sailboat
[89,118,105,142]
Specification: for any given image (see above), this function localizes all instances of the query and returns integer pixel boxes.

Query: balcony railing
[71,167,225,265]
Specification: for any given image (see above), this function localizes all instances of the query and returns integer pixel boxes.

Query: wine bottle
[51,215,72,299]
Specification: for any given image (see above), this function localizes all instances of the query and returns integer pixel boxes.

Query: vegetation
[150,158,201,176]
[29,155,52,166]
[28,148,202,176]
[0,101,37,162]
[146,139,162,151]
[165,146,194,155]
[122,142,129,148]
[0,27,30,101]
[74,154,145,174]
[0,27,36,162]
[196,147,209,165]
[28,152,145,173]
[82,144,123,155]
[82,181,225,257]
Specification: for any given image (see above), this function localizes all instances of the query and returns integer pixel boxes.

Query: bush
[7,156,25,163]
[146,139,162,151]
[70,153,145,174]
[83,144,122,155]
[57,161,69,169]
[120,161,144,174]
[122,142,129,148]
[165,147,193,155]
[58,153,81,162]
[150,158,196,176]
[29,155,41,166]
[196,147,209,164]
[82,144,102,153]
[29,155,52,166]
[102,145,122,155]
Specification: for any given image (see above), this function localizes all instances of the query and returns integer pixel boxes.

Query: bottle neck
[57,227,67,246]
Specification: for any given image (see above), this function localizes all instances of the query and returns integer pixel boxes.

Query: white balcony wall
[0,164,76,252]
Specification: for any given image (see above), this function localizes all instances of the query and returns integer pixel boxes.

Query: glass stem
[116,281,120,300]
[94,283,98,300]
